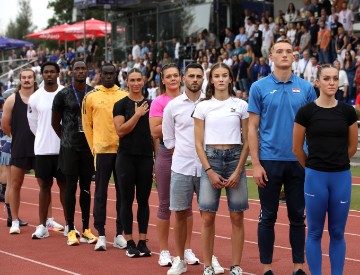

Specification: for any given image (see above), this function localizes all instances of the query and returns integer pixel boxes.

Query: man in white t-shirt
[339,1,354,31]
[261,20,273,62]
[27,62,67,240]
[298,50,311,78]
[131,40,141,60]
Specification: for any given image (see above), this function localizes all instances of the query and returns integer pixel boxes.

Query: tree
[47,0,73,26]
[47,0,104,26]
[5,0,35,39]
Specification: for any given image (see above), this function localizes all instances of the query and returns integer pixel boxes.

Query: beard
[185,83,201,93]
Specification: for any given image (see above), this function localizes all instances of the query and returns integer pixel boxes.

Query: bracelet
[205,167,212,172]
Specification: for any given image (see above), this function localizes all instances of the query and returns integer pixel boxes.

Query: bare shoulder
[3,93,16,112]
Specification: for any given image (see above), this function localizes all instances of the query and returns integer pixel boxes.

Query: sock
[1,184,6,194]
[5,203,12,219]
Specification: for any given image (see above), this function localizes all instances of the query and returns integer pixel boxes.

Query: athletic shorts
[10,156,36,170]
[35,155,65,180]
[169,171,200,211]
[58,146,94,176]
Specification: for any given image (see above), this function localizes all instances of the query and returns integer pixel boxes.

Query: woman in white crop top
[193,62,249,274]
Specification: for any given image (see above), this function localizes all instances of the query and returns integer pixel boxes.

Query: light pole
[83,0,87,63]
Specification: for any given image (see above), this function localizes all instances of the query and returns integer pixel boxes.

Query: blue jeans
[198,145,248,212]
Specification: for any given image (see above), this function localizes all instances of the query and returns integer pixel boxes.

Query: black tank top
[11,92,35,158]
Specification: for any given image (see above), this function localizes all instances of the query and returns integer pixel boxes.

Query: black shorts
[58,147,94,176]
[10,156,36,170]
[35,155,65,180]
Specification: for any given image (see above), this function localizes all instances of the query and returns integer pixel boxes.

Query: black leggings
[116,153,153,235]
[66,173,92,232]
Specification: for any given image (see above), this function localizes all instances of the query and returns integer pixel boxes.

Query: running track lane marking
[9,202,360,264]
[0,249,81,275]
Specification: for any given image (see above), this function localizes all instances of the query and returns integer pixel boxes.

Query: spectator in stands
[343,50,356,103]
[299,49,311,78]
[299,25,311,54]
[347,29,358,51]
[223,27,235,48]
[140,41,149,58]
[309,16,319,52]
[234,27,247,48]
[196,33,206,52]
[336,26,348,67]
[246,17,256,45]
[26,46,37,61]
[236,54,250,93]
[304,53,319,86]
[292,51,301,77]
[254,57,271,80]
[339,1,354,31]
[132,40,141,60]
[334,59,349,101]
[285,2,298,22]
[253,24,263,59]
[287,22,297,46]
[20,46,27,59]
[317,20,332,64]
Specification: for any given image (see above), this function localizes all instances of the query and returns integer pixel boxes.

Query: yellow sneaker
[80,229,98,244]
[67,230,79,246]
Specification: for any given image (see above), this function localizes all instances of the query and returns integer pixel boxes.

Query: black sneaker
[137,239,152,257]
[126,240,141,258]
[264,271,274,275]
[293,269,306,275]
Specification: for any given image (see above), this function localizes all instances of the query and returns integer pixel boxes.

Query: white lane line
[0,249,81,274]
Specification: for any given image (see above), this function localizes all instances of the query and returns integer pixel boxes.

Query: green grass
[108,169,360,211]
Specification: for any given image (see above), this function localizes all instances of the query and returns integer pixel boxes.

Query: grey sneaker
[230,265,243,275]
[203,266,215,275]
[31,224,49,239]
[94,236,107,251]
[113,234,127,249]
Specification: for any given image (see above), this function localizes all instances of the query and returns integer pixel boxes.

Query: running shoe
[32,224,49,239]
[9,219,20,234]
[46,217,64,231]
[159,250,173,266]
[113,234,127,249]
[67,230,79,246]
[184,248,199,265]
[64,225,80,237]
[167,256,187,275]
[126,240,141,258]
[137,239,151,257]
[7,218,28,227]
[230,265,243,275]
[212,255,225,274]
[264,271,274,275]
[94,236,107,251]
[80,229,97,244]
[203,266,215,275]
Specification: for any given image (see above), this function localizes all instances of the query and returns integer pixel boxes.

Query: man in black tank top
[2,69,36,234]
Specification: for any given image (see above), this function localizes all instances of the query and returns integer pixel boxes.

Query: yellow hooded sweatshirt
[82,85,128,155]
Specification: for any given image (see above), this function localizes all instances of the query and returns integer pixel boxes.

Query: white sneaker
[159,250,173,266]
[63,225,80,237]
[9,219,20,234]
[212,255,225,274]
[230,265,243,275]
[32,224,49,239]
[184,248,199,265]
[167,256,187,275]
[94,236,107,251]
[113,234,127,249]
[46,217,64,231]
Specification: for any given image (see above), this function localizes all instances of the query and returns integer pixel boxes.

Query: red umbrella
[25,24,91,41]
[64,18,111,37]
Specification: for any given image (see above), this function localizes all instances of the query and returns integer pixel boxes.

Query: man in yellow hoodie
[82,63,128,251]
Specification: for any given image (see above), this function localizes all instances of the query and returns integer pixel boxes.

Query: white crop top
[192,96,249,145]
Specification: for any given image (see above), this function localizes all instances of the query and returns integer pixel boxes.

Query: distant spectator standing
[339,1,354,31]
[132,40,141,60]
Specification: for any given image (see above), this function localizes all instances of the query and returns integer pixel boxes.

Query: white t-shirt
[147,87,158,100]
[192,96,249,145]
[27,85,64,155]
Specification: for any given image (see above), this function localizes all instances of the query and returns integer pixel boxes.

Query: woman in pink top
[149,63,199,267]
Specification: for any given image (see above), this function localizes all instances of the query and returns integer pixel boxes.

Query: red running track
[0,175,359,274]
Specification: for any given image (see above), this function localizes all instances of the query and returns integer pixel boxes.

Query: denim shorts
[170,171,200,211]
[198,145,249,212]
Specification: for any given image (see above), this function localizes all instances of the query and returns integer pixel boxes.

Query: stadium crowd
[0,1,359,275]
